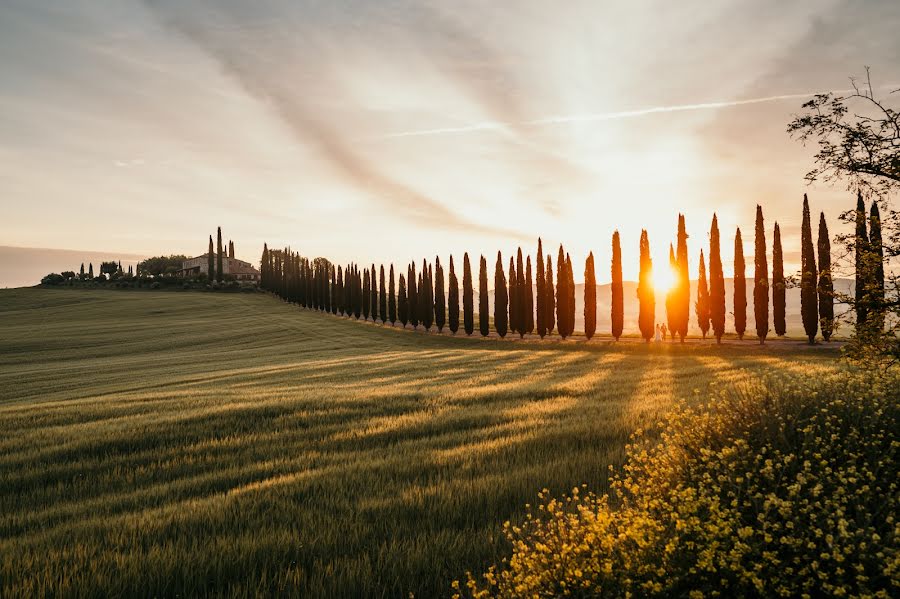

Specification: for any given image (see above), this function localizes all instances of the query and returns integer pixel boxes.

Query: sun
[654,264,677,296]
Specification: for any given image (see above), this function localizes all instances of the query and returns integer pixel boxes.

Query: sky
[1,0,898,283]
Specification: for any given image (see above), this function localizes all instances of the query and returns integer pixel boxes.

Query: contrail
[381,86,900,140]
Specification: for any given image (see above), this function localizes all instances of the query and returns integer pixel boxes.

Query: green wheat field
[0,288,844,597]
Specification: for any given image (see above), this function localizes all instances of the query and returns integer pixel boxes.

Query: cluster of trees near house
[259,193,889,344]
[206,226,238,282]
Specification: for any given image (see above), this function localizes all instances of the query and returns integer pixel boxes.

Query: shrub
[150,282,161,289]
[40,273,65,285]
[458,371,899,598]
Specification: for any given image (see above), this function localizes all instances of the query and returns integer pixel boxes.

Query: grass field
[0,288,845,597]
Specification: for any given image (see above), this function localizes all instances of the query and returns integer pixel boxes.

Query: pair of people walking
[654,323,668,342]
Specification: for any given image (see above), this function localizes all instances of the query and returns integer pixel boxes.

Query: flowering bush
[457,371,899,598]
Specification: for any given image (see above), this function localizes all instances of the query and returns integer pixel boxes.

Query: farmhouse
[180,252,260,281]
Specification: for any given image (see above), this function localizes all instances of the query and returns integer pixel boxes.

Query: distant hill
[0,246,145,288]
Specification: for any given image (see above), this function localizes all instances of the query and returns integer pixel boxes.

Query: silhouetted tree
[854,191,869,330]
[545,255,555,336]
[495,252,508,338]
[665,244,677,341]
[408,263,418,329]
[525,256,534,335]
[584,252,596,340]
[536,238,546,337]
[479,255,489,337]
[696,249,710,339]
[772,222,786,336]
[363,269,371,320]
[336,266,344,315]
[448,256,459,334]
[734,228,747,340]
[216,227,224,282]
[566,253,575,338]
[818,212,834,341]
[638,230,655,342]
[435,257,446,332]
[754,205,769,344]
[556,245,568,339]
[675,214,690,341]
[330,266,337,314]
[379,265,387,323]
[398,273,408,327]
[710,215,726,343]
[423,260,434,330]
[208,236,216,281]
[89,263,94,278]
[370,263,378,321]
[80,263,85,279]
[388,265,397,324]
[464,253,474,335]
[229,240,234,259]
[611,231,624,341]
[508,256,518,336]
[800,195,818,343]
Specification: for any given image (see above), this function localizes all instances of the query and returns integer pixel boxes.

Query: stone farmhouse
[179,244,260,282]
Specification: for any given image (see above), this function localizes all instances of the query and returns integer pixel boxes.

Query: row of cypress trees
[259,195,879,342]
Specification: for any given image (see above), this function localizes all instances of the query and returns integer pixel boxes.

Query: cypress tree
[363,269,370,320]
[435,257,446,332]
[479,255,489,337]
[229,240,234,259]
[508,256,518,336]
[80,262,85,279]
[355,266,363,319]
[408,263,419,328]
[463,253,474,335]
[710,215,726,343]
[516,248,525,337]
[89,263,94,278]
[675,214,690,341]
[870,202,885,331]
[388,265,397,325]
[772,222,786,336]
[611,231,624,341]
[536,238,546,338]
[525,256,534,335]
[260,245,268,289]
[637,230,655,342]
[696,250,710,339]
[584,252,597,340]
[423,261,434,330]
[216,227,224,282]
[566,254,575,338]
[398,273,408,327]
[556,245,567,339]
[818,212,834,341]
[370,263,378,321]
[545,255,555,336]
[753,205,769,344]
[417,272,424,328]
[208,236,215,280]
[495,252,508,338]
[331,267,337,314]
[379,265,387,323]
[734,228,747,340]
[800,195,818,343]
[665,244,677,341]
[337,266,344,315]
[448,256,460,334]
[854,191,869,330]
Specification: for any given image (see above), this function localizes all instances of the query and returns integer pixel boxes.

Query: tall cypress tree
[800,195,818,343]
[495,252,508,338]
[754,205,769,344]
[734,228,747,340]
[566,254,575,338]
[216,227,224,282]
[448,256,459,334]
[330,266,337,314]
[260,244,269,289]
[696,249,710,339]
[408,263,418,328]
[525,256,534,335]
[536,238,546,338]
[370,263,378,322]
[363,269,371,320]
[354,266,363,319]
[545,255,555,336]
[637,230,655,342]
[89,262,94,278]
[479,255,489,337]
[584,252,597,340]
[818,212,834,341]
[772,222,786,336]
[208,236,216,281]
[516,248,525,337]
[435,257,446,332]
[611,231,624,341]
[398,273,408,327]
[556,245,568,339]
[337,266,344,315]
[665,244,677,341]
[675,214,690,341]
[854,191,869,331]
[379,265,387,323]
[870,201,885,331]
[508,256,518,336]
[388,265,397,325]
[229,240,234,259]
[709,215,726,343]
[463,253,474,335]
[424,261,434,330]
